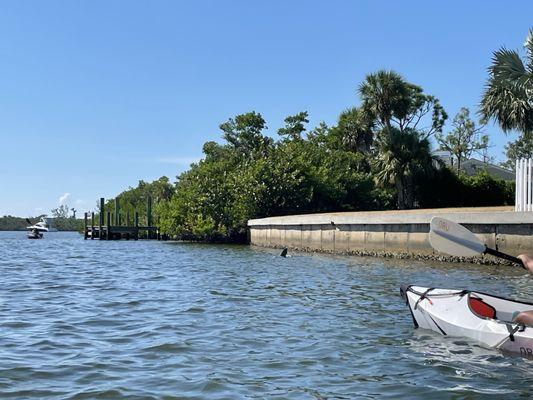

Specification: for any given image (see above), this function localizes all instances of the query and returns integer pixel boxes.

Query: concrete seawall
[247,207,533,263]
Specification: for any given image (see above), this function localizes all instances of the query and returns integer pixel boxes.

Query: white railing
[516,158,533,211]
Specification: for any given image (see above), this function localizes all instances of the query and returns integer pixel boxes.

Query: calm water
[0,231,531,399]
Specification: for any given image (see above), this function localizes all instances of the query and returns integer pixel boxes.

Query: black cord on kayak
[414,288,435,310]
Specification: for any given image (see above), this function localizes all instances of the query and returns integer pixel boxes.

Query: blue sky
[0,0,531,216]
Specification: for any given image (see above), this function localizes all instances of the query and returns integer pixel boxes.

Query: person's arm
[517,254,533,273]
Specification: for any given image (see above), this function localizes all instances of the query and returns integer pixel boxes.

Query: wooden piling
[107,211,111,240]
[90,212,95,240]
[84,212,88,240]
[147,196,152,239]
[84,196,160,241]
[115,197,120,226]
[99,198,105,240]
[134,211,139,240]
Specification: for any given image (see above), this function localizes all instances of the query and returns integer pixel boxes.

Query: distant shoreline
[0,229,81,232]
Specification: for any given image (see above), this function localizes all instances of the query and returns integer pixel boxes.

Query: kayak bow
[400,285,533,359]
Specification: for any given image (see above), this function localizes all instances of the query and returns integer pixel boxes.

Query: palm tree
[374,128,438,209]
[480,29,533,134]
[336,107,374,152]
[358,70,411,130]
[358,70,447,139]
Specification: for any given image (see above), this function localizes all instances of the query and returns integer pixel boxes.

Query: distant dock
[84,197,163,240]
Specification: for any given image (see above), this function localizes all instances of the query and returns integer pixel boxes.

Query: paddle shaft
[483,246,525,269]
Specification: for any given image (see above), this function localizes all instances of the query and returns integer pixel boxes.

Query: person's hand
[517,254,533,273]
[514,311,533,325]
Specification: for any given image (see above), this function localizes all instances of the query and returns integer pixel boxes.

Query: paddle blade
[429,217,486,257]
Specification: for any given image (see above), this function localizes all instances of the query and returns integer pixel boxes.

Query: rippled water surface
[0,231,531,399]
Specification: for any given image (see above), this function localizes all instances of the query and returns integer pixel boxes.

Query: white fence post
[516,158,533,211]
[516,159,520,211]
[526,158,532,211]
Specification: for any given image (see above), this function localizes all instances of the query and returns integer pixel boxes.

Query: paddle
[429,216,525,269]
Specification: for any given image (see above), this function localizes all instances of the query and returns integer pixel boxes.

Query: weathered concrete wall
[247,207,533,263]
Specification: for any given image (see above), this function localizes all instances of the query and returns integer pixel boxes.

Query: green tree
[436,107,489,170]
[105,176,174,224]
[373,128,438,209]
[480,29,533,134]
[51,204,70,219]
[358,70,447,140]
[358,70,447,209]
[328,107,374,153]
[277,111,309,141]
[219,111,272,158]
[49,205,83,230]
[502,132,533,170]
[157,111,386,242]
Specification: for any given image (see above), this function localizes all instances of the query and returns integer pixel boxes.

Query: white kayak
[400,285,533,359]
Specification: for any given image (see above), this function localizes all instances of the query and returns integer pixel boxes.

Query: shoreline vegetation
[84,27,533,244]
[109,66,520,243]
[0,215,82,231]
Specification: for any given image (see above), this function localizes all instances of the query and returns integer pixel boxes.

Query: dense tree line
[0,214,83,231]
[152,69,513,242]
[0,216,31,231]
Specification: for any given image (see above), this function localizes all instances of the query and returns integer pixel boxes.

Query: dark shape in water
[27,229,43,239]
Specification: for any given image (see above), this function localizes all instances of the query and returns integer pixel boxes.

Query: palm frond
[480,31,533,134]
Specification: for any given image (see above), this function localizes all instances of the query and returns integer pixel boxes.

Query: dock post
[134,211,139,240]
[147,196,152,239]
[99,198,104,240]
[90,212,95,240]
[115,197,120,226]
[107,211,112,240]
[84,212,88,239]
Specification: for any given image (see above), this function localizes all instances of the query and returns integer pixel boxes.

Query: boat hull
[401,285,533,359]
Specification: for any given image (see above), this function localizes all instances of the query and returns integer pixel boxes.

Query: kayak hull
[401,285,533,359]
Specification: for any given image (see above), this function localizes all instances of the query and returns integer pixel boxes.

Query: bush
[418,168,514,208]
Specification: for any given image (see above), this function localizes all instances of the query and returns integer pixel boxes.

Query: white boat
[400,285,533,359]
[26,216,57,232]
